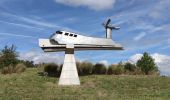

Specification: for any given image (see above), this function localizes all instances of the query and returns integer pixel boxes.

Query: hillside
[0,68,170,100]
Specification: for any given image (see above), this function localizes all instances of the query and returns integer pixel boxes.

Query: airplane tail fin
[102,19,120,39]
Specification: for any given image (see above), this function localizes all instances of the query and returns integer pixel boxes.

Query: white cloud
[0,20,44,30]
[54,0,116,11]
[19,17,60,28]
[19,50,64,64]
[99,60,109,66]
[2,12,60,28]
[1,12,83,33]
[129,54,142,63]
[129,53,170,76]
[0,32,37,38]
[149,0,170,19]
[134,32,146,41]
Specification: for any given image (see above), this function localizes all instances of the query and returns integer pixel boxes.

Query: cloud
[0,20,44,30]
[0,32,38,38]
[19,17,60,28]
[19,50,64,64]
[54,0,116,11]
[109,0,170,46]
[129,54,142,63]
[129,53,170,76]
[1,12,59,29]
[133,32,146,41]
[1,12,83,33]
[148,0,170,20]
[99,60,109,66]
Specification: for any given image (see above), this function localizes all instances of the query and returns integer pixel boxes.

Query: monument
[39,19,123,85]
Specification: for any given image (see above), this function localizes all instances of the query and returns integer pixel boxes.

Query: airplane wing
[39,39,123,52]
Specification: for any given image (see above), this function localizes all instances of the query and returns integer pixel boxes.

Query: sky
[0,0,170,75]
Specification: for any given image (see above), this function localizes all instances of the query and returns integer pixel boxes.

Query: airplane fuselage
[39,30,123,52]
[50,31,121,46]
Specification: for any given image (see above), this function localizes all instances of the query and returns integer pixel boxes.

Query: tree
[112,62,124,75]
[79,62,93,75]
[44,63,60,76]
[0,45,18,69]
[93,63,106,74]
[124,62,136,72]
[107,65,115,75]
[137,52,158,75]
[19,60,35,68]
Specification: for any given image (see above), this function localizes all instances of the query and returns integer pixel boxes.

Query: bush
[137,52,158,75]
[14,63,26,74]
[79,62,93,75]
[0,45,18,69]
[76,62,81,74]
[19,60,35,68]
[93,63,107,74]
[112,62,124,75]
[1,63,26,74]
[124,62,136,72]
[107,66,113,75]
[44,63,60,76]
[1,65,14,74]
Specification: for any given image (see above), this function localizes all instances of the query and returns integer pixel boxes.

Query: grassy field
[0,68,170,100]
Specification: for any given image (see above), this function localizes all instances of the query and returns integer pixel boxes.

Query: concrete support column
[58,44,80,85]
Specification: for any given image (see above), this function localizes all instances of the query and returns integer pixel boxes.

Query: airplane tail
[102,19,120,39]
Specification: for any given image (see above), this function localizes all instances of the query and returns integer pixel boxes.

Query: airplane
[39,19,123,52]
[39,19,123,85]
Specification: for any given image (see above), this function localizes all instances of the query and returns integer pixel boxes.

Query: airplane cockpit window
[74,35,77,37]
[69,34,73,36]
[56,31,63,34]
[65,33,69,36]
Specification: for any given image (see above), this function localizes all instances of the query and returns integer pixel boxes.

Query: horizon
[0,0,169,76]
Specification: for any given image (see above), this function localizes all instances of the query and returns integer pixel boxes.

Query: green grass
[0,68,170,100]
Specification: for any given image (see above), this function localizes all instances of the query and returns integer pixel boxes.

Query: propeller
[106,19,111,26]
[103,18,120,30]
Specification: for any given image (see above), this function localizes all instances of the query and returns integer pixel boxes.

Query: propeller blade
[106,19,111,26]
[113,26,120,30]
[110,26,120,30]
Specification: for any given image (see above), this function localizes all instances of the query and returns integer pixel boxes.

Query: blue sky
[0,0,170,75]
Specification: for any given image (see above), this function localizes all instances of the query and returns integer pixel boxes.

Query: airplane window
[74,35,77,37]
[56,31,62,34]
[65,33,69,36]
[69,34,73,36]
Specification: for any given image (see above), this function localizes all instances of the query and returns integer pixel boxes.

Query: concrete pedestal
[58,45,80,85]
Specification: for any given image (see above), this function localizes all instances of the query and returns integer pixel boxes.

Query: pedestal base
[58,45,80,85]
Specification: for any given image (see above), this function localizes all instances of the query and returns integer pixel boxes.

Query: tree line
[0,45,159,76]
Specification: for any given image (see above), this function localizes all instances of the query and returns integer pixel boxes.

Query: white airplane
[39,19,123,85]
[39,19,123,52]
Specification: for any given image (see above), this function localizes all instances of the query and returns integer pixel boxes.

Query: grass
[0,68,170,100]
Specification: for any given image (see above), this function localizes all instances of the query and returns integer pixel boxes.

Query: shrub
[112,62,124,75]
[0,45,19,69]
[124,62,136,72]
[1,65,14,74]
[137,52,158,75]
[76,62,81,74]
[19,60,35,68]
[14,63,26,74]
[93,63,107,74]
[59,64,63,73]
[44,63,60,76]
[1,63,26,74]
[79,62,93,75]
[107,66,113,75]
